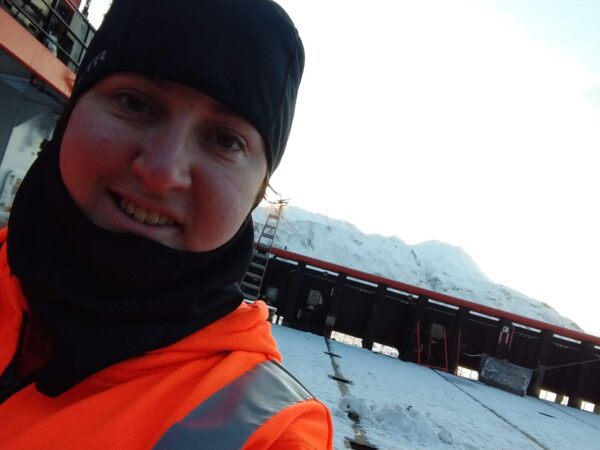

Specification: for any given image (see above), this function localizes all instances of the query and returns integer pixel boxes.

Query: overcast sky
[88,1,600,336]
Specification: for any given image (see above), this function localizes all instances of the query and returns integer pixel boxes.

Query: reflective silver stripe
[153,360,314,450]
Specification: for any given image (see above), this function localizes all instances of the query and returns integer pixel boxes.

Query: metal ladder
[241,200,287,300]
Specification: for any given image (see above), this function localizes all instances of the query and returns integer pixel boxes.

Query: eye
[113,91,156,117]
[206,130,248,152]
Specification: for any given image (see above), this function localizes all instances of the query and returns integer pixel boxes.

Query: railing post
[362,284,387,350]
[567,340,595,409]
[323,272,346,338]
[400,295,427,362]
[527,329,553,397]
[448,307,469,374]
[282,262,305,328]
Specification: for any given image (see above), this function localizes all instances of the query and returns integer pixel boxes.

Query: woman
[0,0,333,448]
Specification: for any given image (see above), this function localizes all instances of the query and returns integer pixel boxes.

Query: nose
[130,125,193,193]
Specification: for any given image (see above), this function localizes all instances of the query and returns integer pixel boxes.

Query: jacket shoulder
[243,396,334,450]
[153,360,333,450]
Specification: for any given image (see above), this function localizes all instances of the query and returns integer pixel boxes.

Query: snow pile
[339,395,456,448]
[253,205,580,330]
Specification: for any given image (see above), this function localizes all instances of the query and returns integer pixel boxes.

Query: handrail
[36,0,92,51]
[62,0,96,33]
[1,0,94,70]
[5,0,79,67]
[269,247,600,347]
[0,8,75,98]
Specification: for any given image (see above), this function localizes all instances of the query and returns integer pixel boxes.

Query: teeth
[133,208,147,222]
[146,211,159,225]
[118,196,175,227]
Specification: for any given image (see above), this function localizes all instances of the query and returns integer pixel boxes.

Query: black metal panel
[295,272,335,332]
[507,331,540,369]
[578,349,600,402]
[333,284,374,338]
[540,339,582,397]
[367,293,414,349]
[261,258,297,316]
[458,317,498,371]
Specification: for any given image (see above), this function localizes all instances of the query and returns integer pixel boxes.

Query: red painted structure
[270,247,596,344]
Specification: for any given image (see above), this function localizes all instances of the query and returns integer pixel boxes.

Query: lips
[117,195,177,226]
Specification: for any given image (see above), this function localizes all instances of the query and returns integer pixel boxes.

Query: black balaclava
[6,0,304,397]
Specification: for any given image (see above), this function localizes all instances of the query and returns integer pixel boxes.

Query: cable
[535,357,600,372]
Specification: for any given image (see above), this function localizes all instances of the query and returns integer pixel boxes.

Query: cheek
[230,167,265,217]
[59,126,93,200]
[223,174,264,237]
[195,173,253,219]
[60,131,131,222]
[188,167,263,242]
[60,115,128,181]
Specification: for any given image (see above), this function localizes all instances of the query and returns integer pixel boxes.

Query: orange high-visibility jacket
[0,228,333,449]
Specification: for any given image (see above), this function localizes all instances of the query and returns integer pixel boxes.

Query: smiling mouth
[114,194,177,227]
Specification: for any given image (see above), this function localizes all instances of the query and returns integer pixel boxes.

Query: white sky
[87,1,600,336]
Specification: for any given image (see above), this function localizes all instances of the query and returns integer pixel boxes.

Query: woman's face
[60,73,267,252]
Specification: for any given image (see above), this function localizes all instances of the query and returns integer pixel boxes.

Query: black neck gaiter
[6,135,254,397]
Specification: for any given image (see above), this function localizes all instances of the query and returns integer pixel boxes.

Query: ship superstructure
[0,0,92,225]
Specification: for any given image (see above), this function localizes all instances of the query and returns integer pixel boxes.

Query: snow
[254,206,581,331]
[273,324,600,450]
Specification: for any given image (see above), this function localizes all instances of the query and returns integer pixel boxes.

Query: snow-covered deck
[274,324,600,450]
